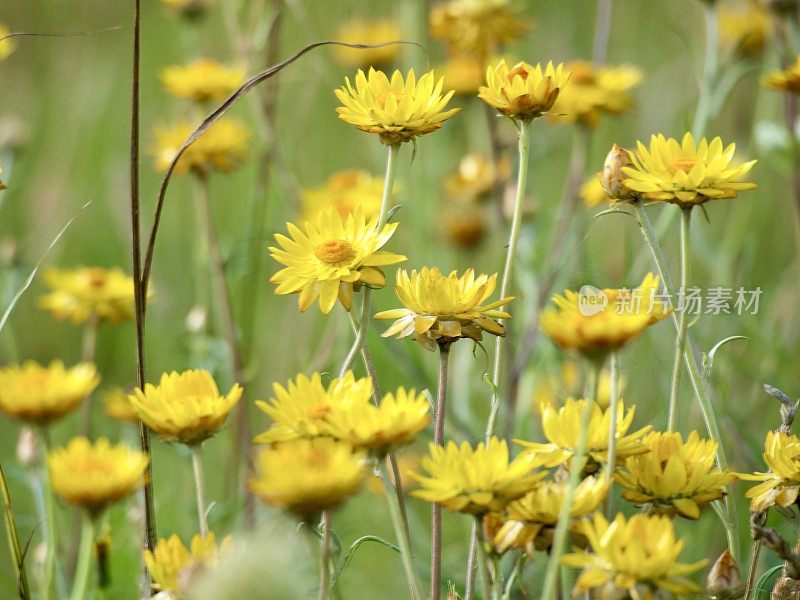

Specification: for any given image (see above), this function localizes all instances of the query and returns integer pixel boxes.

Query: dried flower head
[160,59,245,104]
[707,550,744,600]
[39,266,140,324]
[479,60,570,121]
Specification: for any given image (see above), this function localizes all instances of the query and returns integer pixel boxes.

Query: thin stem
[486,120,531,442]
[474,517,493,600]
[191,444,208,537]
[503,552,526,600]
[591,0,614,65]
[605,352,619,518]
[69,515,94,600]
[743,540,762,600]
[378,468,421,600]
[78,316,99,438]
[691,3,719,139]
[319,510,332,600]
[0,462,30,599]
[431,344,450,600]
[667,207,692,431]
[38,428,56,600]
[541,360,601,600]
[464,525,478,600]
[338,143,400,378]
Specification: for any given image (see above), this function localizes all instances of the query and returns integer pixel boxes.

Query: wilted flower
[145,533,231,593]
[39,266,139,324]
[599,143,636,200]
[615,431,736,519]
[48,437,148,515]
[250,438,368,518]
[269,207,406,315]
[332,19,403,68]
[0,361,99,425]
[300,170,389,223]
[411,438,545,514]
[375,267,514,350]
[479,60,570,121]
[154,118,249,175]
[160,59,245,104]
[0,23,15,61]
[129,370,242,445]
[562,513,707,598]
[335,68,460,145]
[623,133,757,205]
[741,430,800,512]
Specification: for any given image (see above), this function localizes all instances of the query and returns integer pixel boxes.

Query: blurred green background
[1,0,798,597]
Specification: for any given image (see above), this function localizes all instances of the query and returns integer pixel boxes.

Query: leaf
[385,204,402,223]
[0,463,30,599]
[593,206,632,220]
[701,335,749,385]
[753,564,783,600]
[332,535,400,586]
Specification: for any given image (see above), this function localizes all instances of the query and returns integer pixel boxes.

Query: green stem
[0,462,30,599]
[692,3,719,139]
[502,552,525,600]
[338,143,400,378]
[667,207,692,431]
[431,344,450,600]
[604,352,620,489]
[78,316,99,439]
[319,510,332,600]
[541,360,601,600]
[485,120,531,442]
[378,468,422,600]
[474,517,492,600]
[191,444,208,537]
[69,515,94,600]
[38,428,56,600]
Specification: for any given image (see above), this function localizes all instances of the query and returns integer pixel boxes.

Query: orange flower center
[86,268,108,288]
[668,156,700,173]
[508,64,531,81]
[308,403,331,419]
[315,239,356,264]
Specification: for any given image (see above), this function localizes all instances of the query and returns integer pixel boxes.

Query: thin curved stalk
[667,208,692,431]
[692,3,719,139]
[319,511,332,600]
[69,515,94,600]
[541,360,601,600]
[0,462,30,599]
[431,344,450,600]
[378,469,421,600]
[605,352,620,518]
[464,524,478,600]
[191,444,208,537]
[38,428,57,600]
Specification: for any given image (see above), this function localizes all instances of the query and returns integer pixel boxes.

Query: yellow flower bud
[599,144,635,200]
[707,550,745,599]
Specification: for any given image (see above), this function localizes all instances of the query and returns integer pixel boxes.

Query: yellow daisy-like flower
[765,56,800,93]
[429,0,531,58]
[129,370,243,445]
[539,273,669,358]
[495,475,608,553]
[479,60,571,121]
[622,133,757,205]
[154,117,249,175]
[374,267,514,351]
[740,430,800,512]
[250,437,368,518]
[562,513,707,598]
[269,207,406,315]
[335,68,460,146]
[145,533,231,593]
[517,398,651,471]
[253,371,372,444]
[0,23,15,62]
[323,387,431,455]
[38,266,140,325]
[411,438,545,515]
[442,153,511,201]
[532,362,625,413]
[579,176,610,209]
[300,170,389,223]
[160,58,245,104]
[103,387,139,423]
[0,361,99,425]
[615,431,736,519]
[440,55,485,96]
[332,19,403,68]
[48,437,148,515]
[551,61,643,127]
[719,2,771,57]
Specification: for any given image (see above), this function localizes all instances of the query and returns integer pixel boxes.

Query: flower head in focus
[479,60,571,121]
[623,133,757,205]
[0,23,15,61]
[411,438,544,514]
[48,437,148,515]
[269,207,406,315]
[561,513,707,598]
[250,438,368,518]
[160,59,245,104]
[39,266,140,324]
[300,170,389,223]
[599,143,636,200]
[335,68,460,145]
[741,430,800,512]
[332,19,403,69]
[0,361,99,425]
[145,533,231,593]
[615,430,736,519]
[129,370,242,445]
[375,267,514,350]
[154,118,249,175]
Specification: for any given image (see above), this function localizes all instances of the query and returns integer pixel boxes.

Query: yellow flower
[517,398,651,470]
[440,55,485,96]
[0,361,99,425]
[250,438,367,518]
[579,176,609,209]
[154,118,249,175]
[375,267,514,351]
[103,387,139,423]
[741,430,800,512]
[551,61,643,127]
[623,133,757,205]
[323,387,431,454]
[562,513,707,598]
[615,431,736,519]
[495,475,608,553]
[442,153,510,201]
[429,0,531,58]
[144,533,231,593]
[539,273,669,357]
[335,68,460,146]
[719,2,771,56]
[440,201,488,248]
[38,266,140,324]
[48,437,148,514]
[300,170,389,223]
[332,19,403,68]
[160,58,245,104]
[129,370,242,445]
[765,55,800,93]
[411,438,545,515]
[0,23,15,62]
[254,371,372,444]
[532,362,625,413]
[479,60,571,121]
[269,207,406,315]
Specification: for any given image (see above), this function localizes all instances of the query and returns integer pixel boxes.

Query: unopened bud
[599,144,636,200]
[707,550,745,599]
[16,428,39,468]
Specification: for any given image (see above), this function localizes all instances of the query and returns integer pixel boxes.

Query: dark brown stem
[431,344,450,600]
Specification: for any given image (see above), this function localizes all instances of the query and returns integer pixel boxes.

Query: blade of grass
[0,463,30,599]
